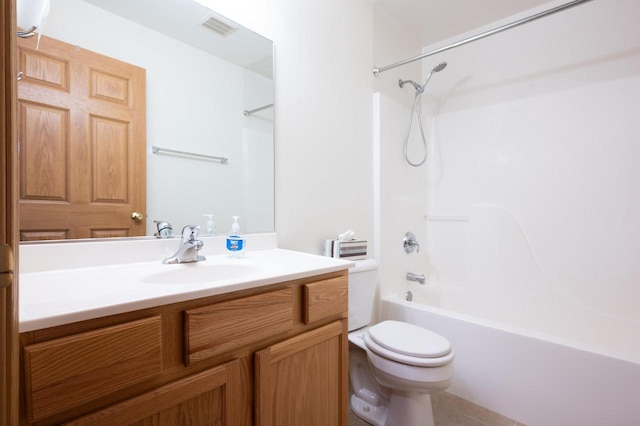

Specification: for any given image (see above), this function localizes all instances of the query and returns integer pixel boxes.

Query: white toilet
[348,259,454,426]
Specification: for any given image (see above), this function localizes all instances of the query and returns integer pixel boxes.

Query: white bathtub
[380,294,640,426]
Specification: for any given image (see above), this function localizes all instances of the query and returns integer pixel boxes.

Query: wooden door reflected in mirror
[18,34,146,240]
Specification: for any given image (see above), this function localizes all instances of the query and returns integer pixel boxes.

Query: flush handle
[0,244,14,288]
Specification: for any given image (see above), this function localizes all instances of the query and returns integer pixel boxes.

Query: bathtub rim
[382,294,639,366]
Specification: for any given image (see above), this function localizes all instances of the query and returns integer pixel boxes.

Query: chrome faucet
[406,272,425,285]
[154,220,173,238]
[162,225,205,264]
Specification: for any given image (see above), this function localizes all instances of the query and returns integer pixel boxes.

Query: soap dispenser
[226,216,245,257]
[203,214,215,236]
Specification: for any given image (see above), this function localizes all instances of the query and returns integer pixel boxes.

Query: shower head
[432,62,447,72]
[399,62,448,94]
[421,62,448,88]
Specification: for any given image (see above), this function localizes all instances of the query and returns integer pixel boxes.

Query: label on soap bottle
[226,236,244,252]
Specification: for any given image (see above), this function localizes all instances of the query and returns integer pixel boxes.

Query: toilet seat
[364,321,454,367]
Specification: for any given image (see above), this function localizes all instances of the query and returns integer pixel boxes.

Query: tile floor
[348,392,526,426]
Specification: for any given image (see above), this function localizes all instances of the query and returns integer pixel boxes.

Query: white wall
[378,0,640,362]
[44,0,273,236]
[46,0,377,253]
[200,0,375,254]
[242,70,274,234]
[371,7,428,301]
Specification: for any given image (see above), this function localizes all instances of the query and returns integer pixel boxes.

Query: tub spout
[406,272,425,285]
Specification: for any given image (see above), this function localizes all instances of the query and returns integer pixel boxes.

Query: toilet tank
[348,259,379,332]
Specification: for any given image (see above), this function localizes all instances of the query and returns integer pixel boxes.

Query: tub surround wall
[371,0,640,424]
[371,8,426,303]
[377,0,640,362]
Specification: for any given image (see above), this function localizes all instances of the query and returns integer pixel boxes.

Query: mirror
[19,0,274,240]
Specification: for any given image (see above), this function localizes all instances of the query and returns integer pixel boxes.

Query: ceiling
[83,0,273,78]
[372,0,554,47]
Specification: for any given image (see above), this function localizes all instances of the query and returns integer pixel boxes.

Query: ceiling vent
[200,14,238,37]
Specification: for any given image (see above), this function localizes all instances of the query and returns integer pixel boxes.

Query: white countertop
[19,234,353,332]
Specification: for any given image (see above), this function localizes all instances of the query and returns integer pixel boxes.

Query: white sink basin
[19,248,353,333]
[141,263,265,284]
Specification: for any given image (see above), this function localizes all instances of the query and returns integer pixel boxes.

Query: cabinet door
[255,321,348,426]
[64,359,241,426]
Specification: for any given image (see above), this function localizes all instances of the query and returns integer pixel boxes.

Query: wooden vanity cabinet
[63,359,242,426]
[255,321,347,426]
[19,271,348,426]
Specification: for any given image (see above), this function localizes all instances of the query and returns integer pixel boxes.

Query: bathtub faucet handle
[403,231,420,254]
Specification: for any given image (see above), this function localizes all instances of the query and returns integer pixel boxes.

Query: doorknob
[131,212,144,222]
[0,244,14,288]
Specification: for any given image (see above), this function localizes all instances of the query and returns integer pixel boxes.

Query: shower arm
[372,0,594,76]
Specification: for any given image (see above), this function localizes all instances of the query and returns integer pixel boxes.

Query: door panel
[17,33,146,240]
[19,101,68,201]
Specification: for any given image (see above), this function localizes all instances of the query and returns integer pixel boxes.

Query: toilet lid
[367,320,451,358]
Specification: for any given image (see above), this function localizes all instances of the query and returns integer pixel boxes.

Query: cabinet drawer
[23,316,163,422]
[185,288,294,364]
[303,275,348,324]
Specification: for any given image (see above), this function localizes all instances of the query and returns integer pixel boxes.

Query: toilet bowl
[348,260,454,426]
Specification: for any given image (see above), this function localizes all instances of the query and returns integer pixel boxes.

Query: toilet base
[350,391,435,426]
[386,391,434,426]
[350,394,387,426]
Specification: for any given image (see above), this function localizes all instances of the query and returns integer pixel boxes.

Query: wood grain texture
[303,275,348,324]
[90,69,129,105]
[19,229,68,241]
[17,33,146,240]
[255,321,347,426]
[18,271,350,424]
[185,288,294,365]
[23,316,163,422]
[1,0,20,423]
[19,48,69,91]
[64,359,241,426]
[18,101,68,200]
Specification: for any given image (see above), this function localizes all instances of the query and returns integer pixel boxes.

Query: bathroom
[2,0,640,425]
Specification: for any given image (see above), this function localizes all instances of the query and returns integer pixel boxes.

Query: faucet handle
[181,225,201,242]
[403,231,420,254]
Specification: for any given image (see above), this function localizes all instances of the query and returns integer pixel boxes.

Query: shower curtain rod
[372,0,594,76]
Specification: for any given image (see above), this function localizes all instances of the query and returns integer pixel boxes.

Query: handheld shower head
[421,62,448,88]
[400,61,449,167]
[432,62,447,73]
[399,62,448,94]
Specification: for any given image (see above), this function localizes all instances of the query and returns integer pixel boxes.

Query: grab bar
[425,215,469,222]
